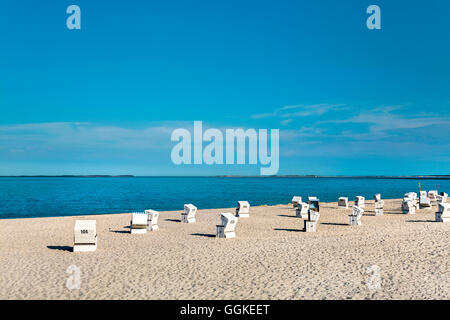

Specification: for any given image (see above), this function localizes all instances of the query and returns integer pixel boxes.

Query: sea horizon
[1,174,450,179]
[1,176,448,220]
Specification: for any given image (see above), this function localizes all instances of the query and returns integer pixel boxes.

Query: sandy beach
[0,198,449,300]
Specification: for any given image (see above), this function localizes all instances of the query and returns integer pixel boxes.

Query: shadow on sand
[320,222,348,226]
[110,230,129,234]
[47,245,72,252]
[191,233,215,238]
[274,228,302,232]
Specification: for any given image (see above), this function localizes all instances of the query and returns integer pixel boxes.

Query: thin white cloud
[318,105,450,134]
[251,103,346,120]
[278,104,450,158]
[0,122,183,156]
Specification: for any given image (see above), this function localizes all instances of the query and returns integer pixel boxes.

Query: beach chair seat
[436,203,450,222]
[304,211,320,232]
[145,209,159,231]
[216,212,238,238]
[405,192,419,209]
[236,201,250,218]
[296,202,309,218]
[419,196,431,209]
[73,220,97,252]
[374,200,384,216]
[308,197,320,212]
[182,204,197,223]
[428,190,438,201]
[349,205,363,225]
[130,212,148,234]
[292,196,302,208]
[338,197,349,209]
[355,196,365,209]
[374,194,383,216]
[437,192,448,204]
[402,199,416,214]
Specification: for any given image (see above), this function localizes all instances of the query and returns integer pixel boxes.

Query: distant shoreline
[0,175,449,179]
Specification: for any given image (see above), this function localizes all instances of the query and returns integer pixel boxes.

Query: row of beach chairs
[73,201,250,252]
[73,192,449,253]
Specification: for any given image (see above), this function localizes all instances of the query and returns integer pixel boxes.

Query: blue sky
[0,0,449,175]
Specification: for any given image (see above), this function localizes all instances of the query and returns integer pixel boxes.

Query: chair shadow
[407,220,435,223]
[47,245,72,252]
[274,228,302,232]
[277,214,297,218]
[384,211,405,215]
[320,222,348,226]
[191,233,215,238]
[110,230,129,234]
[165,219,181,223]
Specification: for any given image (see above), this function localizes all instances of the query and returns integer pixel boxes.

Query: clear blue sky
[0,0,449,175]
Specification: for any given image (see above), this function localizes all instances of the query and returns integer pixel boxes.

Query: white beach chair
[292,196,302,208]
[296,202,309,219]
[216,212,238,238]
[437,192,448,204]
[374,200,384,216]
[436,203,450,222]
[236,201,250,218]
[402,199,416,214]
[304,211,320,232]
[338,197,349,209]
[405,192,418,204]
[73,220,97,252]
[419,195,431,209]
[428,190,438,201]
[145,209,159,231]
[419,190,427,198]
[308,197,320,212]
[373,194,384,216]
[355,196,365,209]
[407,192,419,209]
[349,205,363,225]
[182,204,197,223]
[130,212,148,234]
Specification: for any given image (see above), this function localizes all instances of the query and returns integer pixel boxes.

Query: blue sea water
[0,177,449,219]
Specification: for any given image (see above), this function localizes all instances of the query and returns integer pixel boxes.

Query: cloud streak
[251,103,347,120]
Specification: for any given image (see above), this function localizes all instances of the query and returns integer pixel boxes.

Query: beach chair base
[216,226,235,238]
[181,215,196,223]
[304,221,317,232]
[374,208,383,216]
[131,228,147,234]
[237,213,249,218]
[147,225,159,231]
[348,216,361,226]
[436,213,450,223]
[295,210,308,219]
[73,241,97,253]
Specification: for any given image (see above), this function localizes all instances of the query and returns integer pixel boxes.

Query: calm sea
[0,177,448,219]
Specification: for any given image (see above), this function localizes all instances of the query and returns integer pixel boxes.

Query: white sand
[0,199,449,300]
